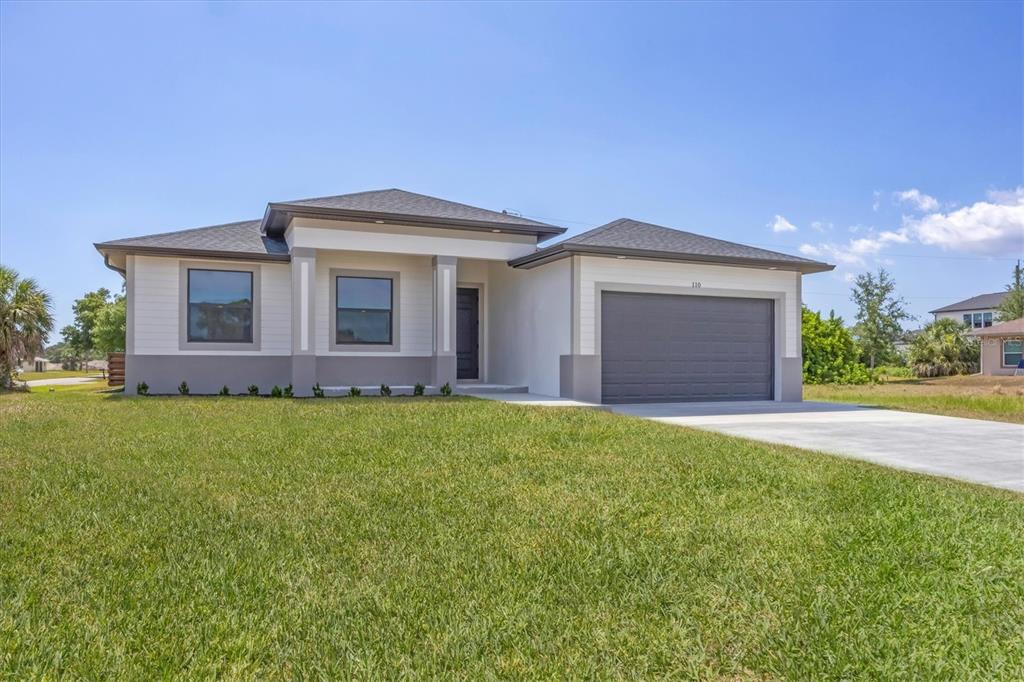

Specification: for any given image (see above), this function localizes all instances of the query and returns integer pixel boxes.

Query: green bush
[270,385,283,398]
[136,381,149,396]
[178,381,189,396]
[283,384,293,398]
[440,382,452,397]
[247,385,259,396]
[874,365,913,379]
[413,383,425,396]
[379,383,392,397]
[908,318,979,377]
[801,307,872,385]
[348,386,362,397]
[312,383,324,398]
[218,385,230,396]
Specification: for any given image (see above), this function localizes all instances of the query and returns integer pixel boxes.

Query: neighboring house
[18,357,60,373]
[929,292,1006,329]
[969,318,1024,376]
[94,189,833,402]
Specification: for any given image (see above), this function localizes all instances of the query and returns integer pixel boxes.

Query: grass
[806,374,1024,424]
[14,369,103,381]
[2,389,1022,679]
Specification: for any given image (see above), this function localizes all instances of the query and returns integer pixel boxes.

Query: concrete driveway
[609,401,1024,493]
[23,376,103,387]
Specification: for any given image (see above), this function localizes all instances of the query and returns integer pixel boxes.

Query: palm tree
[0,265,54,387]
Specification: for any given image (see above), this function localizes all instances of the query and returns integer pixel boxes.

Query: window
[336,276,393,344]
[973,312,983,328]
[1003,340,1023,368]
[187,269,254,343]
[983,312,993,327]
[963,314,972,327]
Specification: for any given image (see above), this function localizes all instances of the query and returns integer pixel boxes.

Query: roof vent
[502,208,522,217]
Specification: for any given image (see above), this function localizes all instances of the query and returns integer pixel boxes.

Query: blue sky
[1,1,1021,337]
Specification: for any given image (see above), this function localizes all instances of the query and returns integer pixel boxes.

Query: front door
[456,287,480,380]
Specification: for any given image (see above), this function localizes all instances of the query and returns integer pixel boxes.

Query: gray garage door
[601,292,774,404]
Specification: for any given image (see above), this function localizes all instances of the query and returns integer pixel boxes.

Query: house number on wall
[692,281,702,288]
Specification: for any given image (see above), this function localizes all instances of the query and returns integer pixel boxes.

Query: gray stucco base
[126,355,291,395]
[316,356,433,387]
[778,357,803,402]
[432,355,456,389]
[127,354,444,395]
[560,354,602,404]
[291,355,317,397]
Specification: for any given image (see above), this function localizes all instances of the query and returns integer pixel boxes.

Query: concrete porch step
[455,384,529,394]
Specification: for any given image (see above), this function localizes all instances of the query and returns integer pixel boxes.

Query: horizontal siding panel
[315,252,434,356]
[132,256,292,356]
[578,256,799,358]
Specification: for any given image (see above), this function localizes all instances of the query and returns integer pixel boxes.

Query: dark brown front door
[456,287,479,380]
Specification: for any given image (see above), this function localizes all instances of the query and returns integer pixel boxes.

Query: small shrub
[380,383,392,397]
[270,385,283,398]
[312,383,324,398]
[219,385,230,396]
[348,386,362,397]
[413,383,425,396]
[247,384,259,396]
[440,382,452,397]
[178,381,189,396]
[283,384,293,398]
[136,381,149,396]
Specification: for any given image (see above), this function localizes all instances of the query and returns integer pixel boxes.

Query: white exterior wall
[315,251,434,356]
[935,309,997,326]
[132,255,291,356]
[487,259,571,396]
[288,218,537,261]
[577,256,801,358]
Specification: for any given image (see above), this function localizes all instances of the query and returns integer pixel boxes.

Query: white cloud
[799,229,911,268]
[810,221,833,233]
[894,188,939,212]
[768,214,797,233]
[903,188,1023,255]
[872,190,881,212]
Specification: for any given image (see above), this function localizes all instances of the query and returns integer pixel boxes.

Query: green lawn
[806,375,1024,424]
[2,389,1022,678]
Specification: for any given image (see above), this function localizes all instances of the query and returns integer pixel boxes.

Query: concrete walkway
[24,376,103,387]
[609,401,1024,493]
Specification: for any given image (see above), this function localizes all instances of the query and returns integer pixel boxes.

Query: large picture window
[1003,340,1023,368]
[336,276,393,345]
[187,269,254,343]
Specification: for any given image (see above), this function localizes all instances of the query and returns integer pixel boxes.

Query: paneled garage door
[601,291,774,404]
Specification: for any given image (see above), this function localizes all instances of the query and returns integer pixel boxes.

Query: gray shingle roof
[264,188,563,234]
[96,220,288,260]
[509,218,833,272]
[928,292,1007,314]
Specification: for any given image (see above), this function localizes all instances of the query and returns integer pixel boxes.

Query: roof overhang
[508,243,835,273]
[94,243,290,266]
[261,202,566,242]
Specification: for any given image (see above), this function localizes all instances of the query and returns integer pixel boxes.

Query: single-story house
[929,292,1006,329]
[969,318,1024,376]
[94,189,833,402]
[18,357,60,373]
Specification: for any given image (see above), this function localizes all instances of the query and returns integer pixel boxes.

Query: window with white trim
[1003,340,1022,368]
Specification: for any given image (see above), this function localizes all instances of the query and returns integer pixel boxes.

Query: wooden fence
[107,352,125,387]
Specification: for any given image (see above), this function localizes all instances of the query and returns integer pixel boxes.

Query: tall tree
[0,265,54,386]
[996,260,1024,322]
[61,288,113,366]
[850,268,913,368]
[92,294,126,353]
